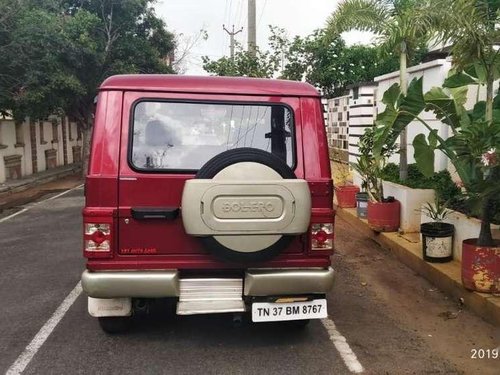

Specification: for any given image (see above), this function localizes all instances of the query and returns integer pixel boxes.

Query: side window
[130,101,295,171]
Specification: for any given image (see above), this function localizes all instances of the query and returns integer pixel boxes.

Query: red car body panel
[84,75,334,272]
[100,75,320,97]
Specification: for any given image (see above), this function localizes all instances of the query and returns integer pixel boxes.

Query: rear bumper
[81,267,335,298]
[81,270,179,298]
[244,267,335,296]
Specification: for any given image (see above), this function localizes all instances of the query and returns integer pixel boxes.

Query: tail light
[85,223,111,250]
[310,223,334,251]
[83,209,113,258]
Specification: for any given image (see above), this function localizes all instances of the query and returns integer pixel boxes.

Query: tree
[0,0,82,122]
[326,0,437,180]
[61,0,175,172]
[0,0,176,174]
[433,0,500,126]
[203,26,407,98]
[173,29,208,74]
[202,42,280,78]
[0,0,22,113]
[280,29,404,97]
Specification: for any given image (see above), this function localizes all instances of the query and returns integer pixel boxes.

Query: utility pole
[223,24,243,59]
[248,0,256,56]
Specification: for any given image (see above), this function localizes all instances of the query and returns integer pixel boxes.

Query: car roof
[99,74,320,97]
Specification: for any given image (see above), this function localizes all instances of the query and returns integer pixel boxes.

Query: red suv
[82,75,335,333]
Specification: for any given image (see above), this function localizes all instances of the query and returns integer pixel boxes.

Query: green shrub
[429,171,462,203]
[381,163,462,203]
[380,163,399,182]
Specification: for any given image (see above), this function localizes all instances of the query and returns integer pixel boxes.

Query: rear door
[117,91,304,259]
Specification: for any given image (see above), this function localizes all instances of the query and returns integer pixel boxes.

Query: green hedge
[381,163,462,203]
[381,163,499,225]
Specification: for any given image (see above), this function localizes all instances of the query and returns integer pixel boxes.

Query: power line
[257,0,267,28]
[222,0,229,54]
[236,0,244,29]
[228,0,233,25]
[224,0,229,24]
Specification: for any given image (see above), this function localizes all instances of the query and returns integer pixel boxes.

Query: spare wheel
[181,148,311,262]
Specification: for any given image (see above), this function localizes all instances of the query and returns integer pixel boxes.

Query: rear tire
[98,317,132,334]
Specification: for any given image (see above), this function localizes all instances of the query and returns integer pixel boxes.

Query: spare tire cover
[192,148,300,263]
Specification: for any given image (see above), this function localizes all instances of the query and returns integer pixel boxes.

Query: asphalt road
[0,188,498,375]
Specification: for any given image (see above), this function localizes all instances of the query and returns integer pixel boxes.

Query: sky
[154,0,374,75]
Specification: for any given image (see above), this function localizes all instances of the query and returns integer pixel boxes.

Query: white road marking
[6,282,83,375]
[321,318,365,373]
[0,184,84,223]
[0,208,28,223]
[43,184,84,201]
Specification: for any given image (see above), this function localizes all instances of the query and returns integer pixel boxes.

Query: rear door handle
[131,207,180,220]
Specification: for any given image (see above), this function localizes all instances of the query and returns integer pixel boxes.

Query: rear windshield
[130,101,295,171]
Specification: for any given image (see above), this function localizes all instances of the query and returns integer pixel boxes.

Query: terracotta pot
[367,200,400,232]
[335,185,359,208]
[461,238,500,293]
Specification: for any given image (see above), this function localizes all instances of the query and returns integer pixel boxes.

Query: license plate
[252,299,327,322]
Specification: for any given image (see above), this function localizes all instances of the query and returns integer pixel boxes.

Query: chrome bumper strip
[81,270,179,298]
[244,267,335,296]
[81,267,335,299]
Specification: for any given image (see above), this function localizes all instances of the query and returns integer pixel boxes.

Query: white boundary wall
[375,59,453,171]
[0,117,82,184]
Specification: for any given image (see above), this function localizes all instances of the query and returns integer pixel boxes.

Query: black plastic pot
[355,192,369,218]
[421,222,454,263]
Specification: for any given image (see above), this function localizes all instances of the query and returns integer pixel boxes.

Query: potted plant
[365,163,400,233]
[335,184,359,208]
[334,161,359,208]
[372,76,500,292]
[351,133,371,218]
[460,145,499,293]
[353,128,400,231]
[420,198,454,263]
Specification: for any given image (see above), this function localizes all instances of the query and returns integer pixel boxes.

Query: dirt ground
[333,215,499,374]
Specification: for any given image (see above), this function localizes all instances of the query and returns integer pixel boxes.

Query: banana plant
[372,73,500,246]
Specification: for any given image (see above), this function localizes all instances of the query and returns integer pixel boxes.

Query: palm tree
[326,0,436,181]
[432,0,500,247]
[434,0,500,124]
